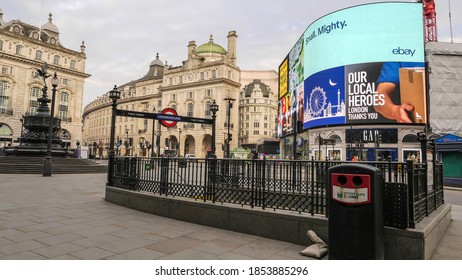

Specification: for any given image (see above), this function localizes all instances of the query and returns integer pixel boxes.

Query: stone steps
[0,157,108,174]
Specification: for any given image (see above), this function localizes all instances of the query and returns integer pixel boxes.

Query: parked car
[184,154,198,162]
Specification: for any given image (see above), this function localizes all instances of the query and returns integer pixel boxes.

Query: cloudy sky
[2,0,461,106]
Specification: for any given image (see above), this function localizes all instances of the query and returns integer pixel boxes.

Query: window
[70,60,76,69]
[264,123,268,128]
[60,92,69,103]
[1,66,12,75]
[205,89,212,97]
[16,45,23,55]
[253,130,260,135]
[0,81,9,114]
[187,103,194,117]
[212,70,217,78]
[144,119,148,131]
[35,50,43,60]
[169,77,173,85]
[200,72,205,80]
[171,94,176,101]
[59,105,68,120]
[178,76,183,84]
[53,55,60,65]
[61,78,69,86]
[0,40,3,51]
[29,87,41,115]
[254,122,260,128]
[205,101,211,117]
[188,91,194,99]
[59,92,69,121]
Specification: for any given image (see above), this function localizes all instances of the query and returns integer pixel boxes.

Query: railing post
[310,156,315,216]
[407,159,416,228]
[160,157,169,195]
[262,157,266,210]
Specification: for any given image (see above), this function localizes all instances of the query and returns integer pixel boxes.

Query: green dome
[196,34,227,55]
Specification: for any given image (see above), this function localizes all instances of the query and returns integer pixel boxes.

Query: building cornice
[83,93,162,118]
[0,52,91,78]
[160,78,240,92]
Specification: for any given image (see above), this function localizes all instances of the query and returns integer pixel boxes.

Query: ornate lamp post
[210,100,219,157]
[43,73,59,177]
[156,109,161,156]
[150,108,156,157]
[107,85,121,186]
[224,98,235,159]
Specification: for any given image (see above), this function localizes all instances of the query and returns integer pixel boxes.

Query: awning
[435,143,462,152]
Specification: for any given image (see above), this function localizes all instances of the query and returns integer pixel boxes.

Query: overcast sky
[2,0,461,107]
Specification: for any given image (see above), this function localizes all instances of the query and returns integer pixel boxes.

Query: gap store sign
[277,2,425,137]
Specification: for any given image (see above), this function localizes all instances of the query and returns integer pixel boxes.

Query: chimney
[227,31,237,64]
[188,40,196,59]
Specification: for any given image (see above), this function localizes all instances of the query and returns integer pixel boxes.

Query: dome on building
[41,13,59,33]
[150,53,164,67]
[196,34,227,55]
[243,79,270,98]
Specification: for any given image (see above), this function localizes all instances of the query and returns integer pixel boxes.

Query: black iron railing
[109,156,444,229]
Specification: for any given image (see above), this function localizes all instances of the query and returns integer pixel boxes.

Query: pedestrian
[352,155,358,162]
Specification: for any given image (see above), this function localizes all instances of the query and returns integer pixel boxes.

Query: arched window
[0,81,10,114]
[212,70,217,78]
[29,87,41,115]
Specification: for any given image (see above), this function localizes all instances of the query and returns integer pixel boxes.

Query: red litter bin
[328,164,384,260]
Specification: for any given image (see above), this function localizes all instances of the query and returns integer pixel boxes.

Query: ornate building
[82,32,279,158]
[238,75,278,151]
[0,8,89,150]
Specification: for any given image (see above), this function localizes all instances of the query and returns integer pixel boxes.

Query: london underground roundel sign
[160,108,178,127]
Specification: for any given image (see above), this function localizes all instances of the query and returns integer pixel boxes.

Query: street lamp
[178,128,182,157]
[224,97,235,159]
[156,110,161,156]
[107,85,121,186]
[125,128,129,156]
[210,100,219,157]
[150,108,156,157]
[42,72,59,177]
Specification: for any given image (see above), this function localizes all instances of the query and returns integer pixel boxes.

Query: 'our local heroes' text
[347,71,384,120]
[305,20,347,45]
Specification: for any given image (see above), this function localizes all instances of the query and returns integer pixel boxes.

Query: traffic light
[228,133,233,142]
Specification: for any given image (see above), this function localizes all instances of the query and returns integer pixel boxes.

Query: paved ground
[0,174,308,260]
[0,173,460,260]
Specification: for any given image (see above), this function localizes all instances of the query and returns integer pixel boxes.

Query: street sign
[115,108,213,125]
[160,108,178,127]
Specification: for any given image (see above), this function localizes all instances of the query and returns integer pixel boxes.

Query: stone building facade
[0,8,89,149]
[82,32,278,158]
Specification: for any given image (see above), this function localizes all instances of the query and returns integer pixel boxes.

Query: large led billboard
[277,2,426,137]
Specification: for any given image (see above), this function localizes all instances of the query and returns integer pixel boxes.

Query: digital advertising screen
[277,2,426,135]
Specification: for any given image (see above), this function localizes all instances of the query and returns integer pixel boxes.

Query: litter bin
[328,164,384,259]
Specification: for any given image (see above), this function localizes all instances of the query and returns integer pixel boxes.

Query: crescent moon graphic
[329,79,337,86]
